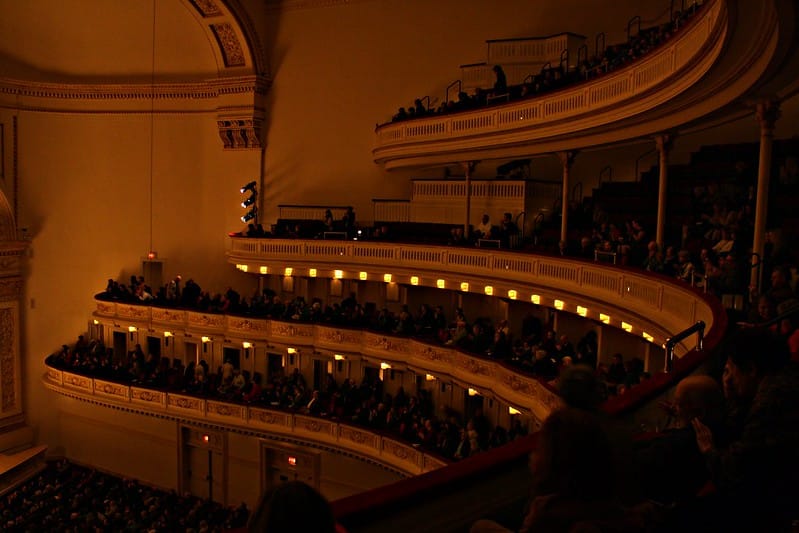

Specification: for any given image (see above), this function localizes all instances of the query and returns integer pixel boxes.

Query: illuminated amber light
[436,279,446,289]
[508,406,521,415]
[201,336,211,343]
[577,306,588,317]
[460,282,469,292]
[554,299,564,310]
[92,319,100,325]
[410,276,419,285]
[334,354,345,361]
[334,270,343,279]
[383,273,392,283]
[484,285,493,296]
[128,326,137,332]
[507,289,517,300]
[622,321,633,332]
[309,268,317,277]
[242,341,252,349]
[425,374,436,381]
[284,267,293,276]
[643,332,654,342]
[531,294,541,305]
[240,265,248,272]
[600,313,611,324]
[359,271,368,280]
[163,331,173,338]
[287,347,297,354]
[259,266,268,274]
[468,388,479,396]
[380,362,391,370]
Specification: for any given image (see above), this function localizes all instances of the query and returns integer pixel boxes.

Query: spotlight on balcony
[240,181,257,194]
[241,207,258,223]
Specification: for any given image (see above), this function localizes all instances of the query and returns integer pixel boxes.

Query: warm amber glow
[242,341,252,349]
[259,266,268,275]
[383,273,392,283]
[468,388,479,396]
[380,362,391,370]
[643,332,654,342]
[240,265,248,273]
[436,279,446,289]
[334,270,343,279]
[92,319,100,325]
[508,406,521,415]
[577,305,588,317]
[484,285,493,296]
[309,268,317,277]
[507,289,517,300]
[622,321,633,332]
[287,347,297,354]
[359,271,368,280]
[531,294,541,305]
[600,313,611,324]
[410,276,419,286]
[201,336,211,343]
[425,373,436,381]
[334,354,345,361]
[163,331,173,338]
[460,282,469,292]
[554,299,564,310]
[284,267,293,276]
[128,326,137,332]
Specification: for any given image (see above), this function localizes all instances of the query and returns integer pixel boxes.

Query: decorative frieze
[62,373,92,392]
[94,379,130,401]
[189,0,223,17]
[151,308,187,324]
[249,408,291,428]
[210,23,246,67]
[168,394,204,414]
[188,312,225,329]
[131,387,166,407]
[228,317,269,333]
[0,308,15,410]
[207,400,245,420]
[0,278,22,301]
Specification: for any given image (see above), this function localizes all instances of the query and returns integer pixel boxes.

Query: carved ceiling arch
[180,0,268,78]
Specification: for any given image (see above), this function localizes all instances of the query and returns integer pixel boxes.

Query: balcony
[374,0,728,169]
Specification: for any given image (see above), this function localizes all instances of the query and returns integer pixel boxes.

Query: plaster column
[461,161,478,238]
[557,151,577,245]
[751,100,780,291]
[655,134,674,249]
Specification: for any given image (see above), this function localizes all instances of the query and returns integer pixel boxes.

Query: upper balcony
[373,0,786,170]
[227,237,725,377]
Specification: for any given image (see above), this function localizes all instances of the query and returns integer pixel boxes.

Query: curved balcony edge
[91,297,564,422]
[42,364,447,478]
[372,0,728,168]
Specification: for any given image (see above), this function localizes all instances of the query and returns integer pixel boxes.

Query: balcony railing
[373,0,726,168]
[227,237,723,359]
[43,364,448,477]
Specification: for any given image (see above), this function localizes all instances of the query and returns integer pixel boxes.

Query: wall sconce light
[484,285,493,296]
[259,266,268,274]
[334,270,343,279]
[425,373,436,381]
[359,271,368,280]
[530,294,541,305]
[128,326,137,332]
[383,273,392,283]
[334,354,345,361]
[242,341,253,349]
[577,305,588,317]
[309,268,317,277]
[380,362,391,370]
[284,267,293,277]
[554,299,564,310]
[410,276,419,286]
[163,331,173,338]
[468,388,479,396]
[600,313,611,324]
[507,289,517,300]
[240,265,248,273]
[287,347,297,354]
[508,406,521,415]
[460,282,469,292]
[621,321,633,332]
[642,332,654,342]
[436,279,446,289]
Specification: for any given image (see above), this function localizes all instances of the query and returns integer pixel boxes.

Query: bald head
[674,375,724,428]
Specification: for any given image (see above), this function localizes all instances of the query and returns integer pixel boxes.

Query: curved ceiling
[0,0,219,82]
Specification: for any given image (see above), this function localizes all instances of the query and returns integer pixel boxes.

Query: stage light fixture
[240,181,257,194]
[241,207,257,223]
[241,195,256,208]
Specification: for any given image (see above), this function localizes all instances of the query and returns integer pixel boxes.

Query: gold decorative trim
[210,23,246,67]
[189,0,223,17]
